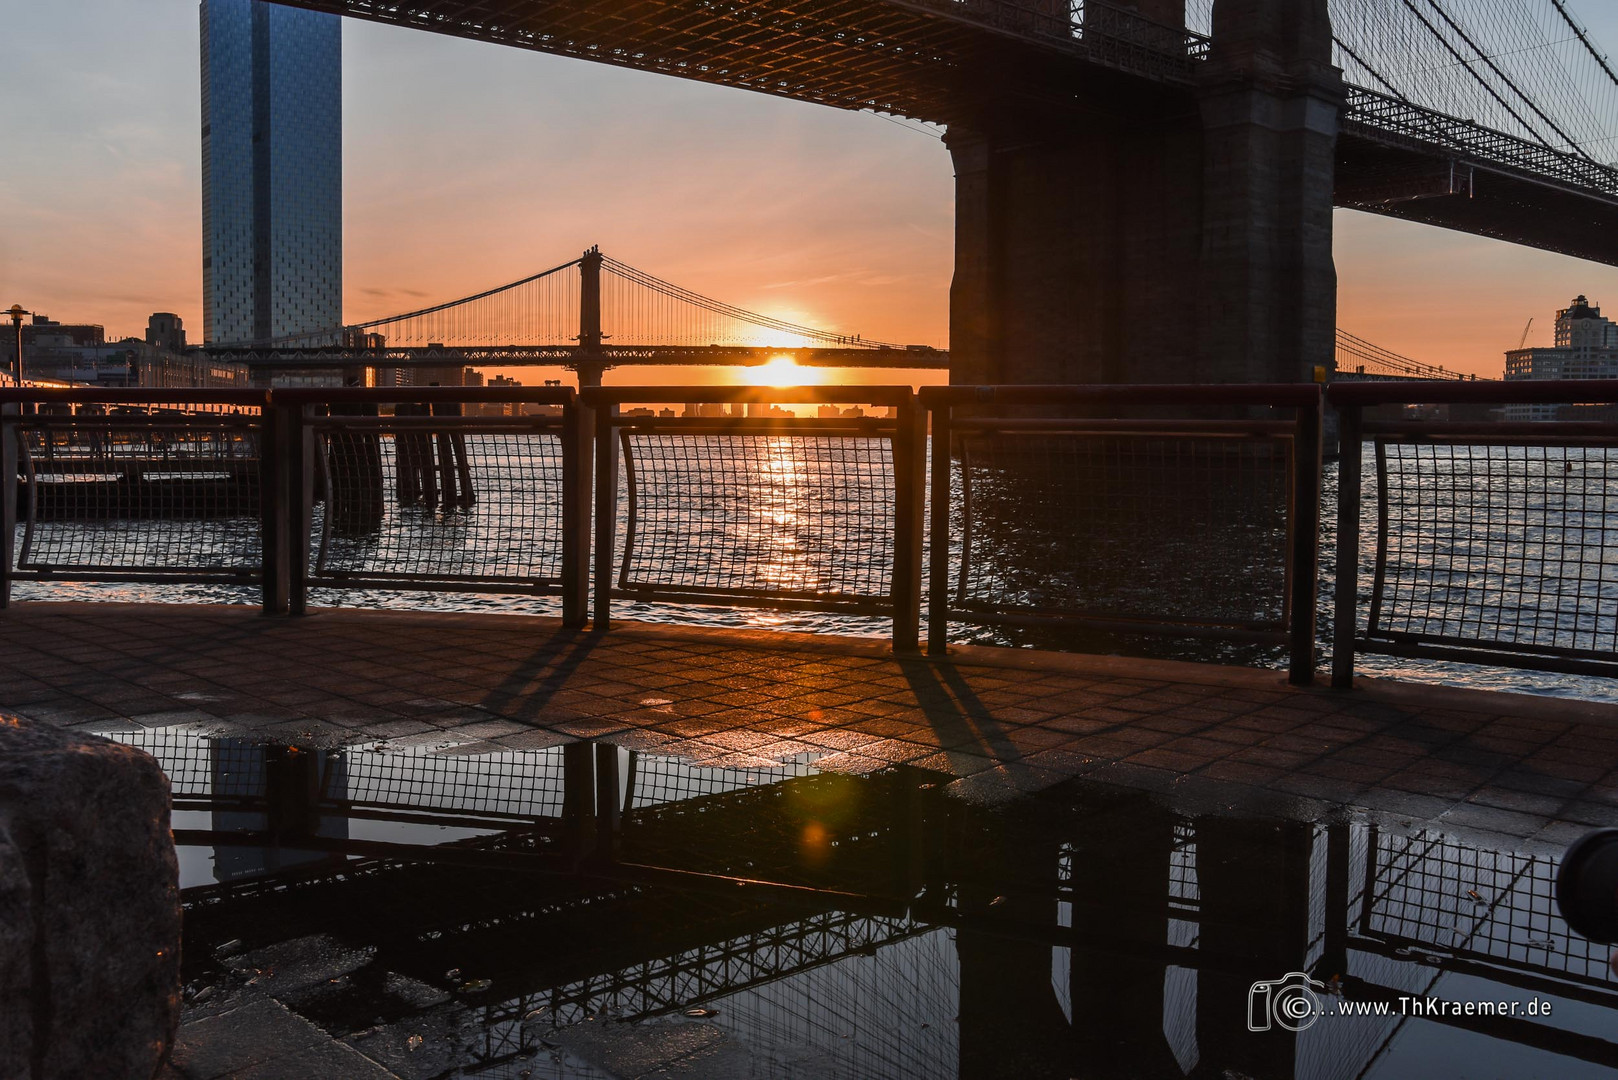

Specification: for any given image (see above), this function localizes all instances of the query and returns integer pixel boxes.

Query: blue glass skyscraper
[201,0,341,345]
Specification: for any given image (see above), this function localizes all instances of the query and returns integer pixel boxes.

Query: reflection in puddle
[122,728,1618,1079]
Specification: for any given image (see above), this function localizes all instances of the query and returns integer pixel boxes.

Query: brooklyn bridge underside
[270,0,1618,268]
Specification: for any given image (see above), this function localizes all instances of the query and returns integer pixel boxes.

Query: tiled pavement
[5,602,1618,849]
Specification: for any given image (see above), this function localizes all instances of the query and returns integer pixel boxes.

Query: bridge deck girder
[207,344,952,370]
[267,1,1618,267]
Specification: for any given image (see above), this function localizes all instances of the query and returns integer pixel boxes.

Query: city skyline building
[200,0,342,345]
[145,312,187,351]
[1504,295,1618,420]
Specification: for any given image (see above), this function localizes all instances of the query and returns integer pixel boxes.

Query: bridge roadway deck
[3,603,1616,848]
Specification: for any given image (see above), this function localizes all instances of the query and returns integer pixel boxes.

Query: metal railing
[1329,380,1618,685]
[19,380,1618,691]
[7,382,1323,678]
[280,387,585,613]
[2,386,586,621]
[1,389,270,596]
[921,384,1323,684]
[581,385,926,649]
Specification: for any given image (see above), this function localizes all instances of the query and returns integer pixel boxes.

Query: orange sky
[5,5,1618,383]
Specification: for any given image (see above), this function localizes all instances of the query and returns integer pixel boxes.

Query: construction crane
[1519,318,1534,349]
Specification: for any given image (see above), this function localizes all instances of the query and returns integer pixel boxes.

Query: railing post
[1288,391,1323,686]
[292,404,313,616]
[1,402,16,610]
[260,397,291,615]
[594,741,622,860]
[1321,820,1351,980]
[891,393,925,653]
[562,739,597,860]
[926,396,952,657]
[592,396,616,631]
[561,391,592,629]
[1331,402,1364,689]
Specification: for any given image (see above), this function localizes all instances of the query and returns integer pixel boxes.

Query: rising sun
[748,355,824,388]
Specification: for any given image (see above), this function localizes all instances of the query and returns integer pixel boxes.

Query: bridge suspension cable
[598,256,898,349]
[303,250,905,351]
[1324,0,1618,162]
[352,257,582,337]
[1336,327,1474,379]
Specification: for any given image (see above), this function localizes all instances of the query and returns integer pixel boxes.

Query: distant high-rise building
[200,0,341,345]
[145,312,187,352]
[1504,295,1618,420]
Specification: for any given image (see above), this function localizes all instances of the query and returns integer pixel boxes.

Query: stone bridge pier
[947,0,1342,385]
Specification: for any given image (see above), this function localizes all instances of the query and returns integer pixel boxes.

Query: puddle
[120,727,1618,1079]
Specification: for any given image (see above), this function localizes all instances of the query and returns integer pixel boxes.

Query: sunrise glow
[747,355,823,387]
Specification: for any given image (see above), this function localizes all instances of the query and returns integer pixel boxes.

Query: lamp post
[6,305,26,387]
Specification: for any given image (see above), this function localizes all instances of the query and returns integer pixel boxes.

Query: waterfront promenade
[5,602,1617,850]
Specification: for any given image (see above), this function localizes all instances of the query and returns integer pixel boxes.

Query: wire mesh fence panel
[954,432,1292,630]
[615,434,895,606]
[628,754,818,810]
[646,919,948,1077]
[527,909,929,1029]
[106,729,230,798]
[1370,441,1618,661]
[334,745,568,820]
[1364,830,1613,986]
[311,421,565,592]
[1169,821,1200,907]
[14,410,262,579]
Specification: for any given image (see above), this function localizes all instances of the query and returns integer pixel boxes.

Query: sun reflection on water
[750,436,815,613]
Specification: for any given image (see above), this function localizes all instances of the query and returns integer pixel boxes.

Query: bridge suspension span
[207,245,1468,382]
[1335,327,1473,380]
[205,247,943,377]
[223,249,911,353]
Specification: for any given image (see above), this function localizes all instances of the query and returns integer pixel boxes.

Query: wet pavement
[5,602,1618,1077]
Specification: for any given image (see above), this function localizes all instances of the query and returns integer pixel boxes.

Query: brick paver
[5,602,1618,848]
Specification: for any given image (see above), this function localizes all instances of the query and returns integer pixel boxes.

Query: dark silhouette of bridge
[264,0,1618,387]
[206,247,949,386]
[208,245,1468,384]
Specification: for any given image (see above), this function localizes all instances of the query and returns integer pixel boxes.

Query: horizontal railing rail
[1327,378,1618,406]
[581,385,926,650]
[0,387,271,408]
[1328,380,1618,685]
[920,384,1323,684]
[918,384,1325,408]
[268,386,578,408]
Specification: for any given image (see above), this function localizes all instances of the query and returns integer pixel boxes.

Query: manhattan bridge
[209,246,1472,383]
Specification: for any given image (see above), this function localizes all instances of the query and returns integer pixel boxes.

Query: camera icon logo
[1247,972,1327,1032]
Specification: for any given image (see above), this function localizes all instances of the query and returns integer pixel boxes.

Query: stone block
[0,717,181,1078]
